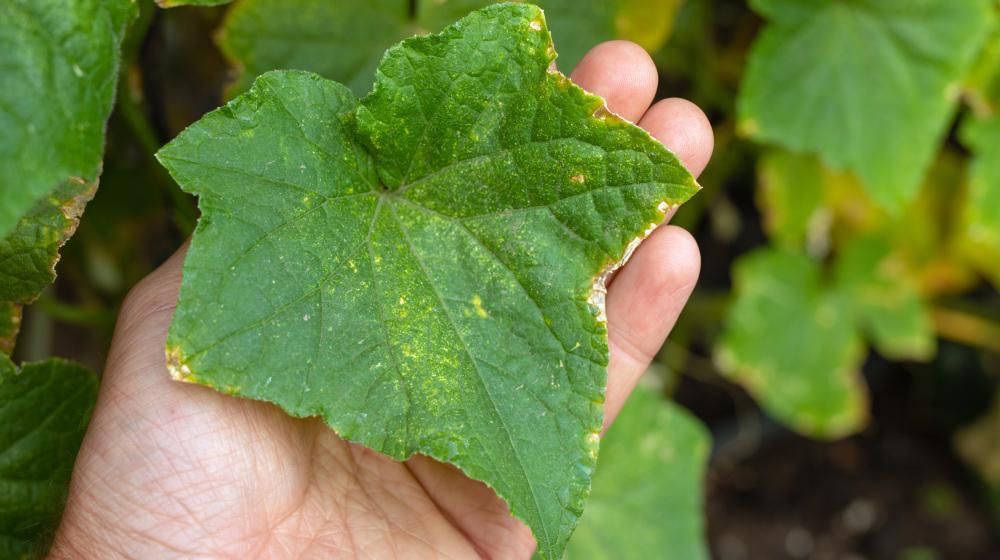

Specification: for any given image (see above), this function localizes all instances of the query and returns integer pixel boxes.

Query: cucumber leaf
[835,236,935,361]
[0,355,98,558]
[0,180,97,350]
[218,0,682,98]
[756,149,827,251]
[156,5,698,558]
[738,0,994,212]
[0,0,136,237]
[567,387,710,560]
[959,114,1000,288]
[966,27,1000,116]
[716,248,867,438]
[718,237,934,438]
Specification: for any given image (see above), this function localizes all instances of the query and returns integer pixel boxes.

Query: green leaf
[738,0,994,212]
[218,0,412,97]
[716,248,867,438]
[218,0,681,98]
[0,355,98,559]
[835,236,935,361]
[966,26,1000,116]
[0,0,136,238]
[718,236,935,438]
[157,5,698,558]
[959,114,1000,287]
[567,387,710,560]
[418,0,681,70]
[0,180,97,348]
[756,149,826,250]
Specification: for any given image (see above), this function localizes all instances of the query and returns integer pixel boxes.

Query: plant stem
[932,305,1000,354]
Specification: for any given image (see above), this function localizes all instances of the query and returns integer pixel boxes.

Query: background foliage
[2,0,999,557]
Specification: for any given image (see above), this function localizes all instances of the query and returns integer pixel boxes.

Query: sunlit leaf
[157,6,698,558]
[567,387,710,560]
[738,0,994,212]
[966,27,1000,116]
[835,236,935,361]
[0,355,98,558]
[716,248,867,438]
[756,149,826,251]
[959,114,1000,287]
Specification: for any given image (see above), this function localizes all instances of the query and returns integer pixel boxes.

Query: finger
[603,225,700,430]
[104,242,189,390]
[570,40,658,123]
[639,97,714,178]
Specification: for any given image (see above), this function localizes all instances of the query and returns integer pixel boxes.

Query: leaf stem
[931,304,1000,354]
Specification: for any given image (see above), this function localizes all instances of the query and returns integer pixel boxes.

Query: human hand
[50,41,713,559]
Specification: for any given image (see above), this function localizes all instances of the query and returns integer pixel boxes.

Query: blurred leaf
[717,248,867,438]
[567,387,710,560]
[218,0,411,97]
[780,149,976,297]
[419,0,682,70]
[958,114,1000,287]
[0,355,98,559]
[756,149,827,251]
[956,392,1000,488]
[0,0,137,237]
[219,0,682,97]
[885,151,977,296]
[835,236,935,361]
[738,0,994,212]
[966,26,1000,116]
[0,181,96,352]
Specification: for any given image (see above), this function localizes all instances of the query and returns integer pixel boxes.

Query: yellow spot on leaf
[471,294,488,318]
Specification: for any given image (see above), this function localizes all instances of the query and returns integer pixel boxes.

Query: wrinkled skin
[51,41,713,559]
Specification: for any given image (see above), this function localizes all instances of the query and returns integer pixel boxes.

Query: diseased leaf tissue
[156,4,697,557]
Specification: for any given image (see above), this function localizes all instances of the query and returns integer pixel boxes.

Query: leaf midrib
[384,199,556,558]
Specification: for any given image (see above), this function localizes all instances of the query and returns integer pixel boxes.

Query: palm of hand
[61,296,534,557]
[51,42,711,560]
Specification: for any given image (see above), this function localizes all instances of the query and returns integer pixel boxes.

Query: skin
[50,41,713,559]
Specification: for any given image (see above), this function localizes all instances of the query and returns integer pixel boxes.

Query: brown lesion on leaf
[43,177,99,287]
[0,304,22,355]
[587,200,678,323]
[166,344,196,383]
